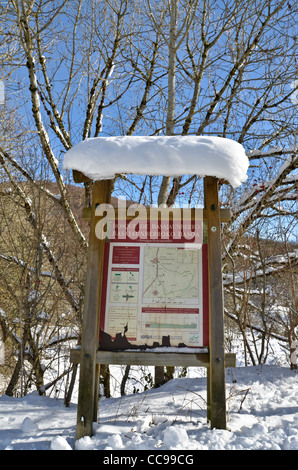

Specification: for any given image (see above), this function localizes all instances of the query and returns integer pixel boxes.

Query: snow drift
[63,136,249,188]
[0,364,297,450]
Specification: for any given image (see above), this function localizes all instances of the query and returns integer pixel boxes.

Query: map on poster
[143,246,199,303]
[101,241,205,348]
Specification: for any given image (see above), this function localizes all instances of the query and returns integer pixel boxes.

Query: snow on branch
[0,159,79,315]
[223,249,298,287]
[226,152,297,254]
[0,146,62,204]
[224,309,288,343]
[17,12,87,250]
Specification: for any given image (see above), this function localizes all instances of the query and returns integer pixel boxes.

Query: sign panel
[99,216,209,349]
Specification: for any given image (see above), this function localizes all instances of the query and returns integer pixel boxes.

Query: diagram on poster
[109,268,139,304]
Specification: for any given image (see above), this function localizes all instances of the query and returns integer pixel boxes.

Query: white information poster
[101,242,205,348]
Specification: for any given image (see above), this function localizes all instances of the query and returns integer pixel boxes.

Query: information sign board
[99,216,209,349]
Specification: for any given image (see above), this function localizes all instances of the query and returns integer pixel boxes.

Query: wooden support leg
[154,366,164,387]
[93,364,101,422]
[75,180,112,441]
[207,366,211,423]
[204,176,226,430]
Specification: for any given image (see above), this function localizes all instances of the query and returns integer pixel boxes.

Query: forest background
[0,0,297,401]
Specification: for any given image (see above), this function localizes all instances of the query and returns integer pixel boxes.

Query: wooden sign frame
[98,212,208,351]
[72,176,234,440]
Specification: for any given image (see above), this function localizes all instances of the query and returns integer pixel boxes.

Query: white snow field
[0,362,297,451]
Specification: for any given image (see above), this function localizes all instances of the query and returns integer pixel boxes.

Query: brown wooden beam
[72,169,92,184]
[75,179,112,440]
[70,349,236,368]
[204,176,227,430]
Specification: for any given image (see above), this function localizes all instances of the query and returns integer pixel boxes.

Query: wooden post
[204,176,226,430]
[154,366,164,387]
[76,179,112,441]
[206,366,211,422]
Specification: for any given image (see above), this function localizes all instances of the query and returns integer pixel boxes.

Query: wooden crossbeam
[70,349,236,368]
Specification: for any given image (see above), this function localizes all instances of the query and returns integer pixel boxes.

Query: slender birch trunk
[158,0,178,206]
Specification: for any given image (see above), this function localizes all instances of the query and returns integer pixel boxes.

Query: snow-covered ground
[0,361,297,451]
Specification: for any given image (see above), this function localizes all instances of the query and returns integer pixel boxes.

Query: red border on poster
[99,219,209,348]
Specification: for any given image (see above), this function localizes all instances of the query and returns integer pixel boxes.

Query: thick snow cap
[63,135,249,188]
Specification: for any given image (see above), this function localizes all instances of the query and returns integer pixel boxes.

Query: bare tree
[0,0,297,399]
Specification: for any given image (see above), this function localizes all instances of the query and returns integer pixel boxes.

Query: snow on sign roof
[63,135,249,188]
